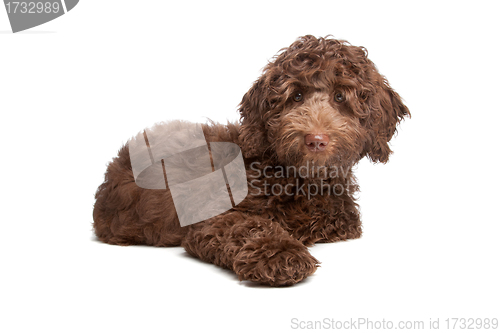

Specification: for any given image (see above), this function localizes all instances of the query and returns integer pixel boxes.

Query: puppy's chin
[274,135,358,173]
[304,144,357,165]
[276,149,355,179]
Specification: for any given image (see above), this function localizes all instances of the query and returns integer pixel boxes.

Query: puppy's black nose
[304,134,329,152]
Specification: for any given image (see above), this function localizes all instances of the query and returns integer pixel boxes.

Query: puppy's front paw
[232,238,319,286]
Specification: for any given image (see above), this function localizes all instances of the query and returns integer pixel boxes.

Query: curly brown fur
[93,35,410,286]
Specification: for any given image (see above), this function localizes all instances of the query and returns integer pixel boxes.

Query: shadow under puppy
[93,35,410,286]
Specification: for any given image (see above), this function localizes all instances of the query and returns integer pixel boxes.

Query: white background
[1,1,499,332]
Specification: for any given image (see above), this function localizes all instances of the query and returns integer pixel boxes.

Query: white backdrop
[1,1,499,332]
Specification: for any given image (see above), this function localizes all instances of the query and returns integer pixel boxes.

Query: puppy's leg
[316,194,363,244]
[182,212,319,286]
[292,193,362,245]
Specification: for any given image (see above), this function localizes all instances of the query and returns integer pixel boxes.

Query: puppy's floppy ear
[365,79,410,163]
[238,77,270,159]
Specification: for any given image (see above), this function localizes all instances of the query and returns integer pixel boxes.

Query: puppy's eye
[334,92,345,103]
[293,92,303,102]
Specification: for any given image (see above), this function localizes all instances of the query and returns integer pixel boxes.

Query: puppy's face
[272,89,365,168]
[239,35,410,169]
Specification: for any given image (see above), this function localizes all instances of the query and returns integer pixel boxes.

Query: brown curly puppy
[93,35,410,286]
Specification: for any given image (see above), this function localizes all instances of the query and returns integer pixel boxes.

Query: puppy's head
[239,35,410,168]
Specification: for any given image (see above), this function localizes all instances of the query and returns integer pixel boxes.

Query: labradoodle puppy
[93,35,410,286]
